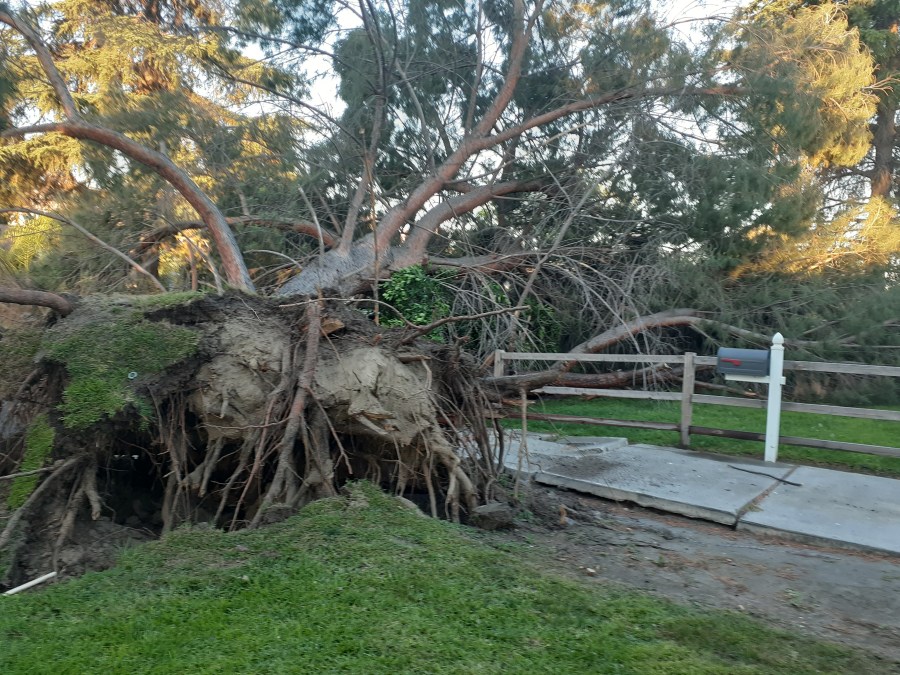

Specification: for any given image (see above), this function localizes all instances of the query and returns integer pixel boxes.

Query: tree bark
[552,365,688,389]
[0,288,74,315]
[870,100,896,199]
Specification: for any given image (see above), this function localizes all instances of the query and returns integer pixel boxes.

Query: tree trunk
[870,100,896,199]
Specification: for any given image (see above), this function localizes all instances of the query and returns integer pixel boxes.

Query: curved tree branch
[480,86,742,153]
[484,309,704,390]
[397,179,547,264]
[0,8,254,292]
[372,0,534,251]
[2,119,253,291]
[372,77,735,258]
[483,306,877,394]
[0,287,74,315]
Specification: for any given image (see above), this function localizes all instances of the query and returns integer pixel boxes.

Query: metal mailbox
[716,347,770,380]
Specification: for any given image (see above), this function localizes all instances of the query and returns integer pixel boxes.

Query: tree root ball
[0,292,499,585]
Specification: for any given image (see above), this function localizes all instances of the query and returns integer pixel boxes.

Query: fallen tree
[0,0,889,588]
[0,280,739,585]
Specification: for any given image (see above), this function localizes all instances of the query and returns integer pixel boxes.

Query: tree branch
[0,8,78,118]
[427,251,540,272]
[2,119,253,291]
[397,179,547,263]
[484,309,704,390]
[0,8,254,292]
[477,86,743,156]
[482,305,882,394]
[399,306,528,345]
[372,65,736,254]
[372,0,535,251]
[0,287,74,315]
[550,365,696,390]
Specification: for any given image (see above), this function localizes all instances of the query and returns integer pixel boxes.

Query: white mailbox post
[716,333,786,463]
[764,333,785,463]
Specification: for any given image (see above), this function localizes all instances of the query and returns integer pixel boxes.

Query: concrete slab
[500,431,628,457]
[498,433,588,461]
[544,435,629,452]
[492,432,900,555]
[493,432,628,472]
[738,466,900,555]
[502,441,795,525]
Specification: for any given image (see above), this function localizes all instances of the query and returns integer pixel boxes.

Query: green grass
[514,397,900,477]
[0,483,886,674]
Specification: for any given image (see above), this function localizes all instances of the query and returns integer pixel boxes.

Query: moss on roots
[43,309,199,429]
[7,414,54,509]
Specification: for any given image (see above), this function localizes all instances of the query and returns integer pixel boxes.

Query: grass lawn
[512,397,900,477]
[0,483,887,674]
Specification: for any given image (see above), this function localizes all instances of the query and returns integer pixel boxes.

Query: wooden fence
[493,350,900,459]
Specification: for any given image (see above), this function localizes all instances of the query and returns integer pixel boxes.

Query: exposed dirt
[502,486,900,665]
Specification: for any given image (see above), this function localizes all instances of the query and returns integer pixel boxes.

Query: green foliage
[0,215,61,271]
[522,299,563,352]
[733,5,877,168]
[0,0,893,364]
[43,313,199,429]
[0,482,880,672]
[237,0,334,48]
[646,252,899,383]
[7,415,55,509]
[0,49,15,132]
[380,266,451,340]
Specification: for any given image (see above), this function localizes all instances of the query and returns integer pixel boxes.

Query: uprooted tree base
[0,292,501,587]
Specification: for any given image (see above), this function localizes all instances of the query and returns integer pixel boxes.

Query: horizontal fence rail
[495,350,900,460]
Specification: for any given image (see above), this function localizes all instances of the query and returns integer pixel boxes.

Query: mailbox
[716,347,770,381]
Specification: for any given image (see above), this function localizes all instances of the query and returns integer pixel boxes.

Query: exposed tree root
[52,457,101,570]
[0,456,85,551]
[0,293,497,582]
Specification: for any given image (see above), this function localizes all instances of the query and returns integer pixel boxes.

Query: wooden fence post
[493,349,506,378]
[680,352,696,448]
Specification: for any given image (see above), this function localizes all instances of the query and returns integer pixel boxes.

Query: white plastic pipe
[764,333,785,463]
[2,571,57,596]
